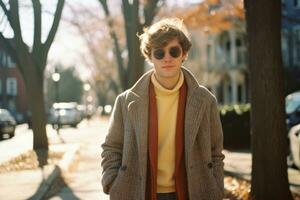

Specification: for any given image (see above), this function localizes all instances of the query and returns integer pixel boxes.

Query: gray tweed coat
[101,67,225,200]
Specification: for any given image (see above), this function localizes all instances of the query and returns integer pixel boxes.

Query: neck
[154,73,181,90]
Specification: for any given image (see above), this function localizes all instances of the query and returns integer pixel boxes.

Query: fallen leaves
[224,176,251,199]
[224,176,300,200]
[0,150,63,173]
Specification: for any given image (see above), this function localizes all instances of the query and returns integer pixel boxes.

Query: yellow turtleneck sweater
[151,71,184,193]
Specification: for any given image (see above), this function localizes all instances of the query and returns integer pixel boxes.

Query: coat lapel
[126,71,152,181]
[182,68,208,159]
[128,95,148,179]
[184,90,206,156]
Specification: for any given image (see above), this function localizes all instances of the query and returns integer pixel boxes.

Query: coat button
[207,162,213,168]
[120,165,127,171]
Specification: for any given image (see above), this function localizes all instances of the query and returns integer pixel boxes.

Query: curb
[224,169,250,181]
[59,144,80,172]
[31,144,80,200]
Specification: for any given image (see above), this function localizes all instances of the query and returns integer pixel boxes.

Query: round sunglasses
[153,46,182,60]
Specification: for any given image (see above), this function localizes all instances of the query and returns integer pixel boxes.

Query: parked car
[288,124,300,169]
[48,102,82,128]
[76,104,86,119]
[286,90,300,129]
[0,109,16,139]
[286,91,300,168]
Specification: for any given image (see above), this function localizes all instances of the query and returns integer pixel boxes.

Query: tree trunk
[128,35,145,87]
[244,0,292,199]
[28,82,48,150]
[98,0,160,91]
[21,54,48,150]
[0,0,64,151]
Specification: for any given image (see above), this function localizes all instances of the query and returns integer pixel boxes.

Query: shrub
[219,104,251,149]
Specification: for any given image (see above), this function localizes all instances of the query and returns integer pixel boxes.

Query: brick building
[0,46,29,123]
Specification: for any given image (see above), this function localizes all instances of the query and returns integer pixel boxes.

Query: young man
[101,18,224,200]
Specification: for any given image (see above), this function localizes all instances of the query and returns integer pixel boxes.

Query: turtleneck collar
[151,71,184,95]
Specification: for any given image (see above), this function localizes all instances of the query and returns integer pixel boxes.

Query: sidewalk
[0,143,80,200]
[223,149,300,194]
[1,126,299,199]
[0,118,102,200]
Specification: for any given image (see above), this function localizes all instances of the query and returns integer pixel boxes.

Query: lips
[162,65,174,69]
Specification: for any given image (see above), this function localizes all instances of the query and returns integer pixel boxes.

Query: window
[0,51,15,68]
[293,27,300,66]
[281,30,289,67]
[294,0,300,7]
[236,37,246,65]
[7,56,16,68]
[6,78,17,96]
[0,51,7,67]
[206,44,211,67]
[238,84,243,103]
[225,40,231,65]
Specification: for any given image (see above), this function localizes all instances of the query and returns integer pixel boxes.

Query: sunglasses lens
[153,46,181,60]
[169,47,181,58]
[153,49,165,60]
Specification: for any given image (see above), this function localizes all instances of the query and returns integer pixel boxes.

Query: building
[0,45,29,123]
[183,0,247,104]
[281,0,300,94]
[282,0,300,69]
[183,0,300,104]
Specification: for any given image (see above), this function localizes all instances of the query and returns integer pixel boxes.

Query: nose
[163,52,173,62]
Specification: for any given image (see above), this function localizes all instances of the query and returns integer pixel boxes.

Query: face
[150,38,186,84]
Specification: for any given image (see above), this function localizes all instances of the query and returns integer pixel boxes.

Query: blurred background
[1,0,299,148]
[1,0,300,199]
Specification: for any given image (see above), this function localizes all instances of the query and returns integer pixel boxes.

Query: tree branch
[122,0,132,57]
[0,1,8,15]
[0,0,12,24]
[98,0,110,16]
[122,0,130,25]
[43,0,65,54]
[143,0,160,27]
[8,0,23,44]
[32,0,42,53]
[98,0,127,90]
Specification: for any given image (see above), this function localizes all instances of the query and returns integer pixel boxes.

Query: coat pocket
[209,170,223,199]
[109,165,130,198]
[109,170,124,193]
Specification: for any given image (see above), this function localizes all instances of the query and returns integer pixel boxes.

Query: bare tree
[63,2,120,106]
[244,0,292,199]
[98,0,161,90]
[0,0,65,150]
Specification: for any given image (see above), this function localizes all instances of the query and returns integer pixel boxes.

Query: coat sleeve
[209,97,225,193]
[101,95,124,194]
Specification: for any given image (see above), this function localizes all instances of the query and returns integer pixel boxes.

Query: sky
[0,0,100,80]
[0,0,203,80]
